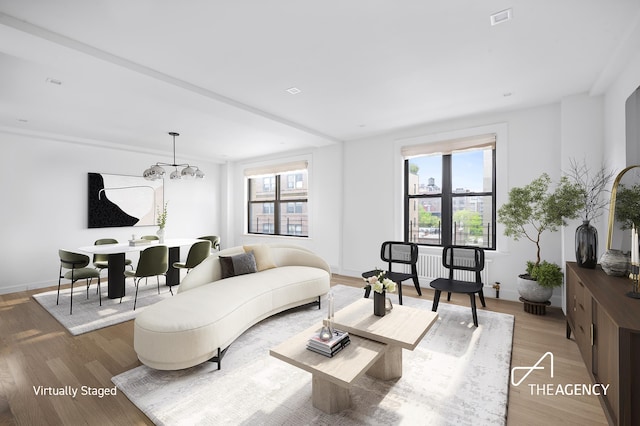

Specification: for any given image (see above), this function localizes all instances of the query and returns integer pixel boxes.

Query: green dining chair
[198,235,220,251]
[123,245,168,310]
[58,250,102,315]
[93,238,133,272]
[173,240,212,272]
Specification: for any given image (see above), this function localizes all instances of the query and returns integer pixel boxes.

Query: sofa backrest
[269,246,331,274]
[178,244,331,293]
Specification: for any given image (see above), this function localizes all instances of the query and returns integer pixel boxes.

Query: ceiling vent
[490,9,512,26]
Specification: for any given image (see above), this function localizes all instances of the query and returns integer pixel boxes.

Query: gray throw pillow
[219,251,258,279]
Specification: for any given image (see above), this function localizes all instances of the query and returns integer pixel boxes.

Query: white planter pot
[517,275,553,303]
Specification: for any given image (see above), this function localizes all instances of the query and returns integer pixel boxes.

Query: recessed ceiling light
[46,77,62,85]
[490,8,512,26]
[286,87,302,95]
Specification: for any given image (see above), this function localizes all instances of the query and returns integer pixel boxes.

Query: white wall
[6,47,640,303]
[558,94,606,311]
[341,102,586,305]
[223,101,588,306]
[604,43,640,171]
[0,131,221,294]
[559,94,606,260]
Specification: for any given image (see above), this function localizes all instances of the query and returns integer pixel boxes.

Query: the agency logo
[511,351,554,386]
[511,351,609,396]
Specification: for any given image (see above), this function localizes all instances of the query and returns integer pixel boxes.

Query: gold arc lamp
[143,132,204,181]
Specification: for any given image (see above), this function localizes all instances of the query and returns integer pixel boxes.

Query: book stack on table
[307,329,350,357]
[129,239,152,247]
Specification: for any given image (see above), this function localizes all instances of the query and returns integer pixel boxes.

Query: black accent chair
[363,241,421,305]
[429,245,486,327]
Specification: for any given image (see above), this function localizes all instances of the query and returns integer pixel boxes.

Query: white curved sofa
[133,244,331,370]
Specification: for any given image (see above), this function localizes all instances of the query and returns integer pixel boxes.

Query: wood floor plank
[0,276,608,425]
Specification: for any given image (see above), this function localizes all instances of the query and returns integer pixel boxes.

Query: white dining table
[77,238,202,299]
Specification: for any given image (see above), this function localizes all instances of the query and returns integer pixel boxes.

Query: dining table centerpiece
[156,202,168,243]
[363,269,397,317]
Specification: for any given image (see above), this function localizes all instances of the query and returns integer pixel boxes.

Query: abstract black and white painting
[88,173,164,228]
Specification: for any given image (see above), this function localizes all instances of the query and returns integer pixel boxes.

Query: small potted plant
[497,173,583,302]
[156,202,168,243]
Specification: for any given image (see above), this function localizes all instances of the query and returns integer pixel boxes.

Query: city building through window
[246,161,309,237]
[403,134,496,249]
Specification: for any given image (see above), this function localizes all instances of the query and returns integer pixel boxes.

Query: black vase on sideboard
[575,220,598,269]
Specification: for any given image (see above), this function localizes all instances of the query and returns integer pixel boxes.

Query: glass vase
[575,220,597,269]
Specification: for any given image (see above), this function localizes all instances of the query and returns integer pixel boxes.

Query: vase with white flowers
[363,269,397,316]
[156,202,168,243]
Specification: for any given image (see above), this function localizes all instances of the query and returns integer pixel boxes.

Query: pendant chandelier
[143,132,204,180]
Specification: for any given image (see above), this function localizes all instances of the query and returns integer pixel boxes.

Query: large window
[246,161,309,237]
[404,135,496,249]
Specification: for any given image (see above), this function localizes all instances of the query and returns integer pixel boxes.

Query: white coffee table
[269,297,438,413]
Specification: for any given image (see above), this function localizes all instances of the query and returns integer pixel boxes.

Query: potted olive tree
[497,173,583,302]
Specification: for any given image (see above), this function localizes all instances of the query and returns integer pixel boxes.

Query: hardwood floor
[0,276,608,425]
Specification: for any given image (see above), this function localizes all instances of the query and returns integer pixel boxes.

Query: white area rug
[112,284,514,425]
[33,279,174,335]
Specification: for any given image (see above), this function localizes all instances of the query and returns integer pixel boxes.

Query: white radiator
[416,252,490,284]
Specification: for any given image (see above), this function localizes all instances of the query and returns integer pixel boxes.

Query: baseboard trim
[0,280,55,295]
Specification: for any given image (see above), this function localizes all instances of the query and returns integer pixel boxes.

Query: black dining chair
[429,245,486,327]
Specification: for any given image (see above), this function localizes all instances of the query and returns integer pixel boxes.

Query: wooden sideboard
[565,262,640,426]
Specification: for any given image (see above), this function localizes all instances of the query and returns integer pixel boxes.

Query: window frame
[403,146,497,250]
[247,168,309,238]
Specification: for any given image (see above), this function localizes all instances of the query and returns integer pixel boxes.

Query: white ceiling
[1,1,639,163]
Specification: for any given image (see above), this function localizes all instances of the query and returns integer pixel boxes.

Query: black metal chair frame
[429,245,486,327]
[363,241,422,305]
